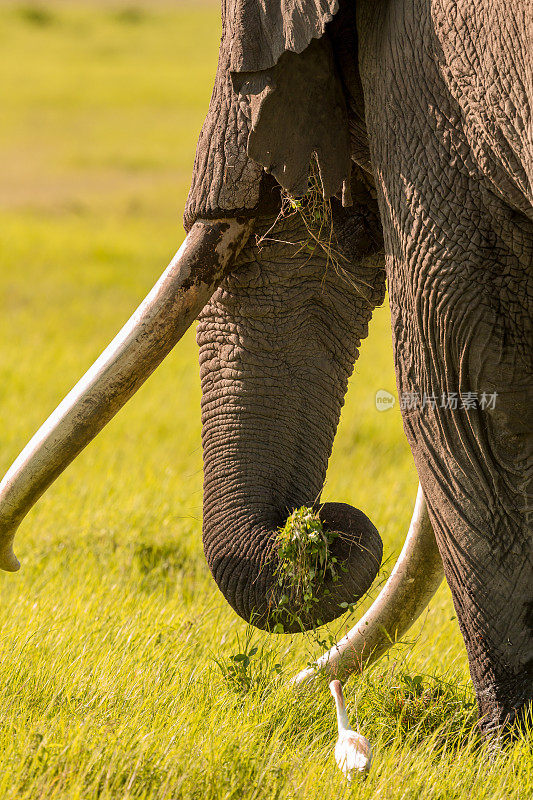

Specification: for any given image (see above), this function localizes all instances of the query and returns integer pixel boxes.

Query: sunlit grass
[0,3,530,798]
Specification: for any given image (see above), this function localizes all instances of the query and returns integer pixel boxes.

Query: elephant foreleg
[358,0,533,734]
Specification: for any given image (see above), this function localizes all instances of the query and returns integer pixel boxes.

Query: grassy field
[0,3,530,798]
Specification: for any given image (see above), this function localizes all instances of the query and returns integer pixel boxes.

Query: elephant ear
[229,0,339,73]
[184,0,351,230]
[230,0,352,202]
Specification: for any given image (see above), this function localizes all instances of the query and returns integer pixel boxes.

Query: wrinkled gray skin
[198,200,385,632]
[186,0,532,734]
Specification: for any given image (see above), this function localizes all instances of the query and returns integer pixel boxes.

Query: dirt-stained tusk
[292,484,443,686]
[0,217,253,572]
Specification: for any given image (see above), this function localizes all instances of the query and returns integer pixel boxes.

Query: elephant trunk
[0,218,252,571]
[198,210,384,631]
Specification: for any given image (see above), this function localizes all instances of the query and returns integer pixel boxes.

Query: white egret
[330,679,372,779]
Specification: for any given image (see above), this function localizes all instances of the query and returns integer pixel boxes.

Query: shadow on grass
[16,5,56,26]
[113,7,147,25]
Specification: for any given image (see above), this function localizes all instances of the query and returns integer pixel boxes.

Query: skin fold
[186,0,532,733]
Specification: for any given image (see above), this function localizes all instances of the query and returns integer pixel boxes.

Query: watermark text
[375,390,498,412]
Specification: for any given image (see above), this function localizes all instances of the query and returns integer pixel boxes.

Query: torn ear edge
[229,0,340,75]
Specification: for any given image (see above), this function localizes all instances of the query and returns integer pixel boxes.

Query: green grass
[0,3,530,798]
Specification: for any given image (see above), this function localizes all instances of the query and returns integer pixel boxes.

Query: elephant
[0,0,530,737]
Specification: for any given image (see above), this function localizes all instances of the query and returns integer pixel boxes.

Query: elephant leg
[358,0,533,733]
[392,240,532,735]
[394,283,532,735]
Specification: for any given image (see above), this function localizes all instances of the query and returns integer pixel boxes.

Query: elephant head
[0,0,443,646]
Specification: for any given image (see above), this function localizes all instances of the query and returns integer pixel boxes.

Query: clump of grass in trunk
[257,160,373,298]
[273,506,339,630]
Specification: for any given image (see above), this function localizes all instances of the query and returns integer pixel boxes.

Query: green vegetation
[265,162,360,297]
[0,3,530,798]
[275,506,339,626]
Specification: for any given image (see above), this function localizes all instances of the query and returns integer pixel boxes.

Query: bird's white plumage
[334,730,372,777]
[330,679,372,779]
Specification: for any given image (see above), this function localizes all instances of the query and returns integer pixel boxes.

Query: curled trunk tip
[205,501,382,632]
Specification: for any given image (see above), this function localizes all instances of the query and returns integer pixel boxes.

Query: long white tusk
[0,218,253,572]
[292,484,443,685]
